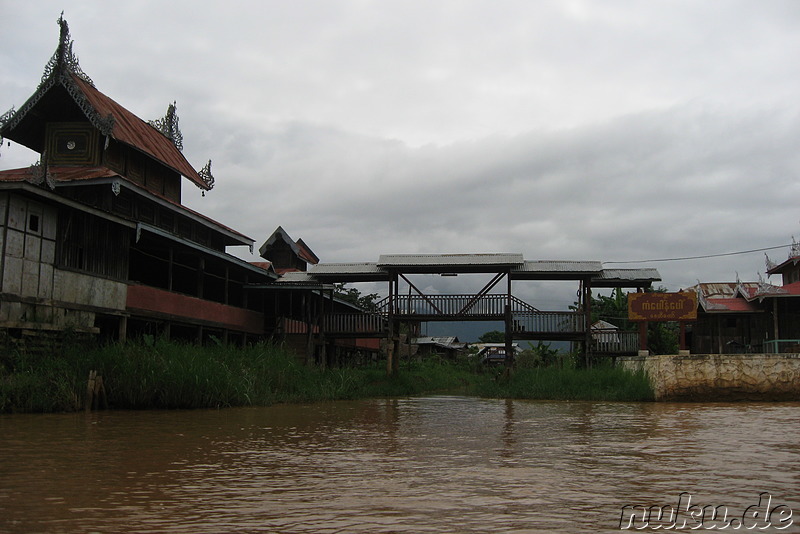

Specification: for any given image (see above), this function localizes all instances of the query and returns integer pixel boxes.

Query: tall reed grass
[0,340,653,413]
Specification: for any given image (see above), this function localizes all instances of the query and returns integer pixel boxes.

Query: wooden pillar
[387,272,398,376]
[317,289,326,369]
[639,321,648,352]
[773,299,780,350]
[583,279,592,367]
[679,322,687,351]
[224,265,229,305]
[302,291,312,365]
[118,315,128,343]
[392,318,401,375]
[504,270,513,368]
[198,258,205,299]
[168,247,174,291]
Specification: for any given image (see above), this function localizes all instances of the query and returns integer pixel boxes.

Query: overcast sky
[2,1,800,312]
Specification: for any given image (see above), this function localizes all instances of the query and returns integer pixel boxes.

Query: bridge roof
[378,253,524,273]
[510,260,603,280]
[274,254,660,286]
[591,268,662,288]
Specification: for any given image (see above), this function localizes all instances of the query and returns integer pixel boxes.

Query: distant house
[473,342,520,365]
[257,226,319,275]
[411,336,467,359]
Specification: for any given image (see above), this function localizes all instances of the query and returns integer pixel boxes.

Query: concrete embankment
[617,352,800,401]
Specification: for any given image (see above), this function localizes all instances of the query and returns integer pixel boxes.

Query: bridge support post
[504,304,514,368]
[386,271,400,376]
[583,279,592,368]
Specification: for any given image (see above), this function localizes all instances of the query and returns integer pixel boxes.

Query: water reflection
[1,398,798,533]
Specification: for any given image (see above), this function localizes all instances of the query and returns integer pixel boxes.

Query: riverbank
[0,340,653,413]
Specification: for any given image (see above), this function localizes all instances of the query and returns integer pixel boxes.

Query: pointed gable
[0,15,213,193]
[258,226,319,273]
[295,238,320,266]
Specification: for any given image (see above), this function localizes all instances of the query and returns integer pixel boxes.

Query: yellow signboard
[628,292,697,322]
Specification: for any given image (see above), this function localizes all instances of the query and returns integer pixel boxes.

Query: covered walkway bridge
[276,253,660,372]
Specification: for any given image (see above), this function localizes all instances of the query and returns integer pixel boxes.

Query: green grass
[475,363,654,402]
[0,340,653,413]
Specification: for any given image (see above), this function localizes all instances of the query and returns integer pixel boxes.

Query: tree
[590,287,631,330]
[334,283,380,312]
[583,286,679,354]
[478,330,506,343]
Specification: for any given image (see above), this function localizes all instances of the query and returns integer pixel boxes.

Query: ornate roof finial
[40,13,94,87]
[198,159,215,191]
[149,101,183,151]
[790,236,800,260]
[0,106,14,158]
[765,253,777,272]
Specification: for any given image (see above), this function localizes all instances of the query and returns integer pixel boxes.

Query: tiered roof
[0,15,213,191]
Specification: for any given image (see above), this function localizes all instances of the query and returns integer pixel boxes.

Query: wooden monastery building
[687,240,800,354]
[0,17,279,347]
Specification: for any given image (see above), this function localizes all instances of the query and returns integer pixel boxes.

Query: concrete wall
[618,352,800,401]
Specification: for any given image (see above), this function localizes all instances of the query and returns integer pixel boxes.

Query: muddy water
[1,398,798,533]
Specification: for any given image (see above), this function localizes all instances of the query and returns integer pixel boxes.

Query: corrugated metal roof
[296,239,319,265]
[274,271,316,284]
[137,223,274,279]
[689,282,763,299]
[592,268,662,287]
[378,253,524,267]
[595,268,661,281]
[0,166,118,183]
[766,255,800,275]
[311,262,383,275]
[517,260,603,273]
[72,75,209,189]
[0,166,252,245]
[702,297,761,313]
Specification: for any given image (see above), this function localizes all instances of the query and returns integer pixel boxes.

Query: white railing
[591,330,639,354]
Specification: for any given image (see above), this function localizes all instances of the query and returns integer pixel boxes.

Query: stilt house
[0,16,275,346]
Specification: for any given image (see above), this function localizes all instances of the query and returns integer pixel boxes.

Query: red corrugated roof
[71,74,208,189]
[767,256,800,275]
[296,238,320,265]
[778,281,800,295]
[705,297,760,313]
[0,165,251,243]
[0,166,117,182]
[250,262,273,271]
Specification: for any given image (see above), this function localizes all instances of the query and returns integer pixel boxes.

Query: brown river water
[1,397,798,533]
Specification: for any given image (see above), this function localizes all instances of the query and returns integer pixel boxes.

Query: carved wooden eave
[0,15,115,142]
[198,159,215,191]
[149,101,184,152]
